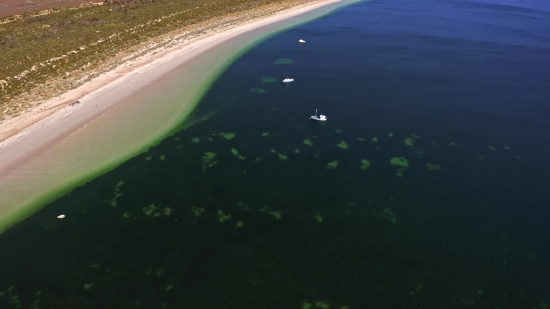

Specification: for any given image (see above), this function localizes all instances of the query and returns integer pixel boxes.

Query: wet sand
[0,0,351,233]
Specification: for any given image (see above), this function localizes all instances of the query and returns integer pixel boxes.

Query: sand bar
[0,0,356,233]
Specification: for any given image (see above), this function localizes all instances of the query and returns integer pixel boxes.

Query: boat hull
[309,116,327,121]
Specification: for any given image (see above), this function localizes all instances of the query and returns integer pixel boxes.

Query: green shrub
[0,0,309,116]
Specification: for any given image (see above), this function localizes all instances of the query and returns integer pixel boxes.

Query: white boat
[298,39,306,43]
[309,109,327,121]
[57,214,66,219]
[282,77,294,83]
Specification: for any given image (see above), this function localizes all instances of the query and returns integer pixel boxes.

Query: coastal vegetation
[0,0,315,122]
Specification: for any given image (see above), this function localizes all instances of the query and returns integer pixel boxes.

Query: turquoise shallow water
[1,0,550,307]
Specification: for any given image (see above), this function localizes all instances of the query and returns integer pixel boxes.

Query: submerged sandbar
[0,0,357,234]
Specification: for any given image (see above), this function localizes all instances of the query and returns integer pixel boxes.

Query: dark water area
[2,0,550,307]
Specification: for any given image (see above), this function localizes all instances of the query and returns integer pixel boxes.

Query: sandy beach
[0,0,350,233]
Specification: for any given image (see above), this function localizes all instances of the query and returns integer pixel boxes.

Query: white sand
[0,0,349,233]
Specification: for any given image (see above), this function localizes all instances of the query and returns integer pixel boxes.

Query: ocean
[1,0,550,307]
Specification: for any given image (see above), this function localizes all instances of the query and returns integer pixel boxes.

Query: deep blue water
[1,0,550,307]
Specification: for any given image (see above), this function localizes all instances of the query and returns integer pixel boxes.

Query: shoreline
[0,0,340,166]
[0,0,353,233]
[0,0,334,146]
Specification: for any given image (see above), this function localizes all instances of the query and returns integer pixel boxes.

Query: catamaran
[309,109,327,121]
[282,77,294,83]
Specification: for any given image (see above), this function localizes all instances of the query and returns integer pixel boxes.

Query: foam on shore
[0,0,359,234]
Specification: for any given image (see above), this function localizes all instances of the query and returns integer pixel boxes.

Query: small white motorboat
[298,39,306,43]
[309,109,327,121]
[57,214,66,219]
[282,77,294,83]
